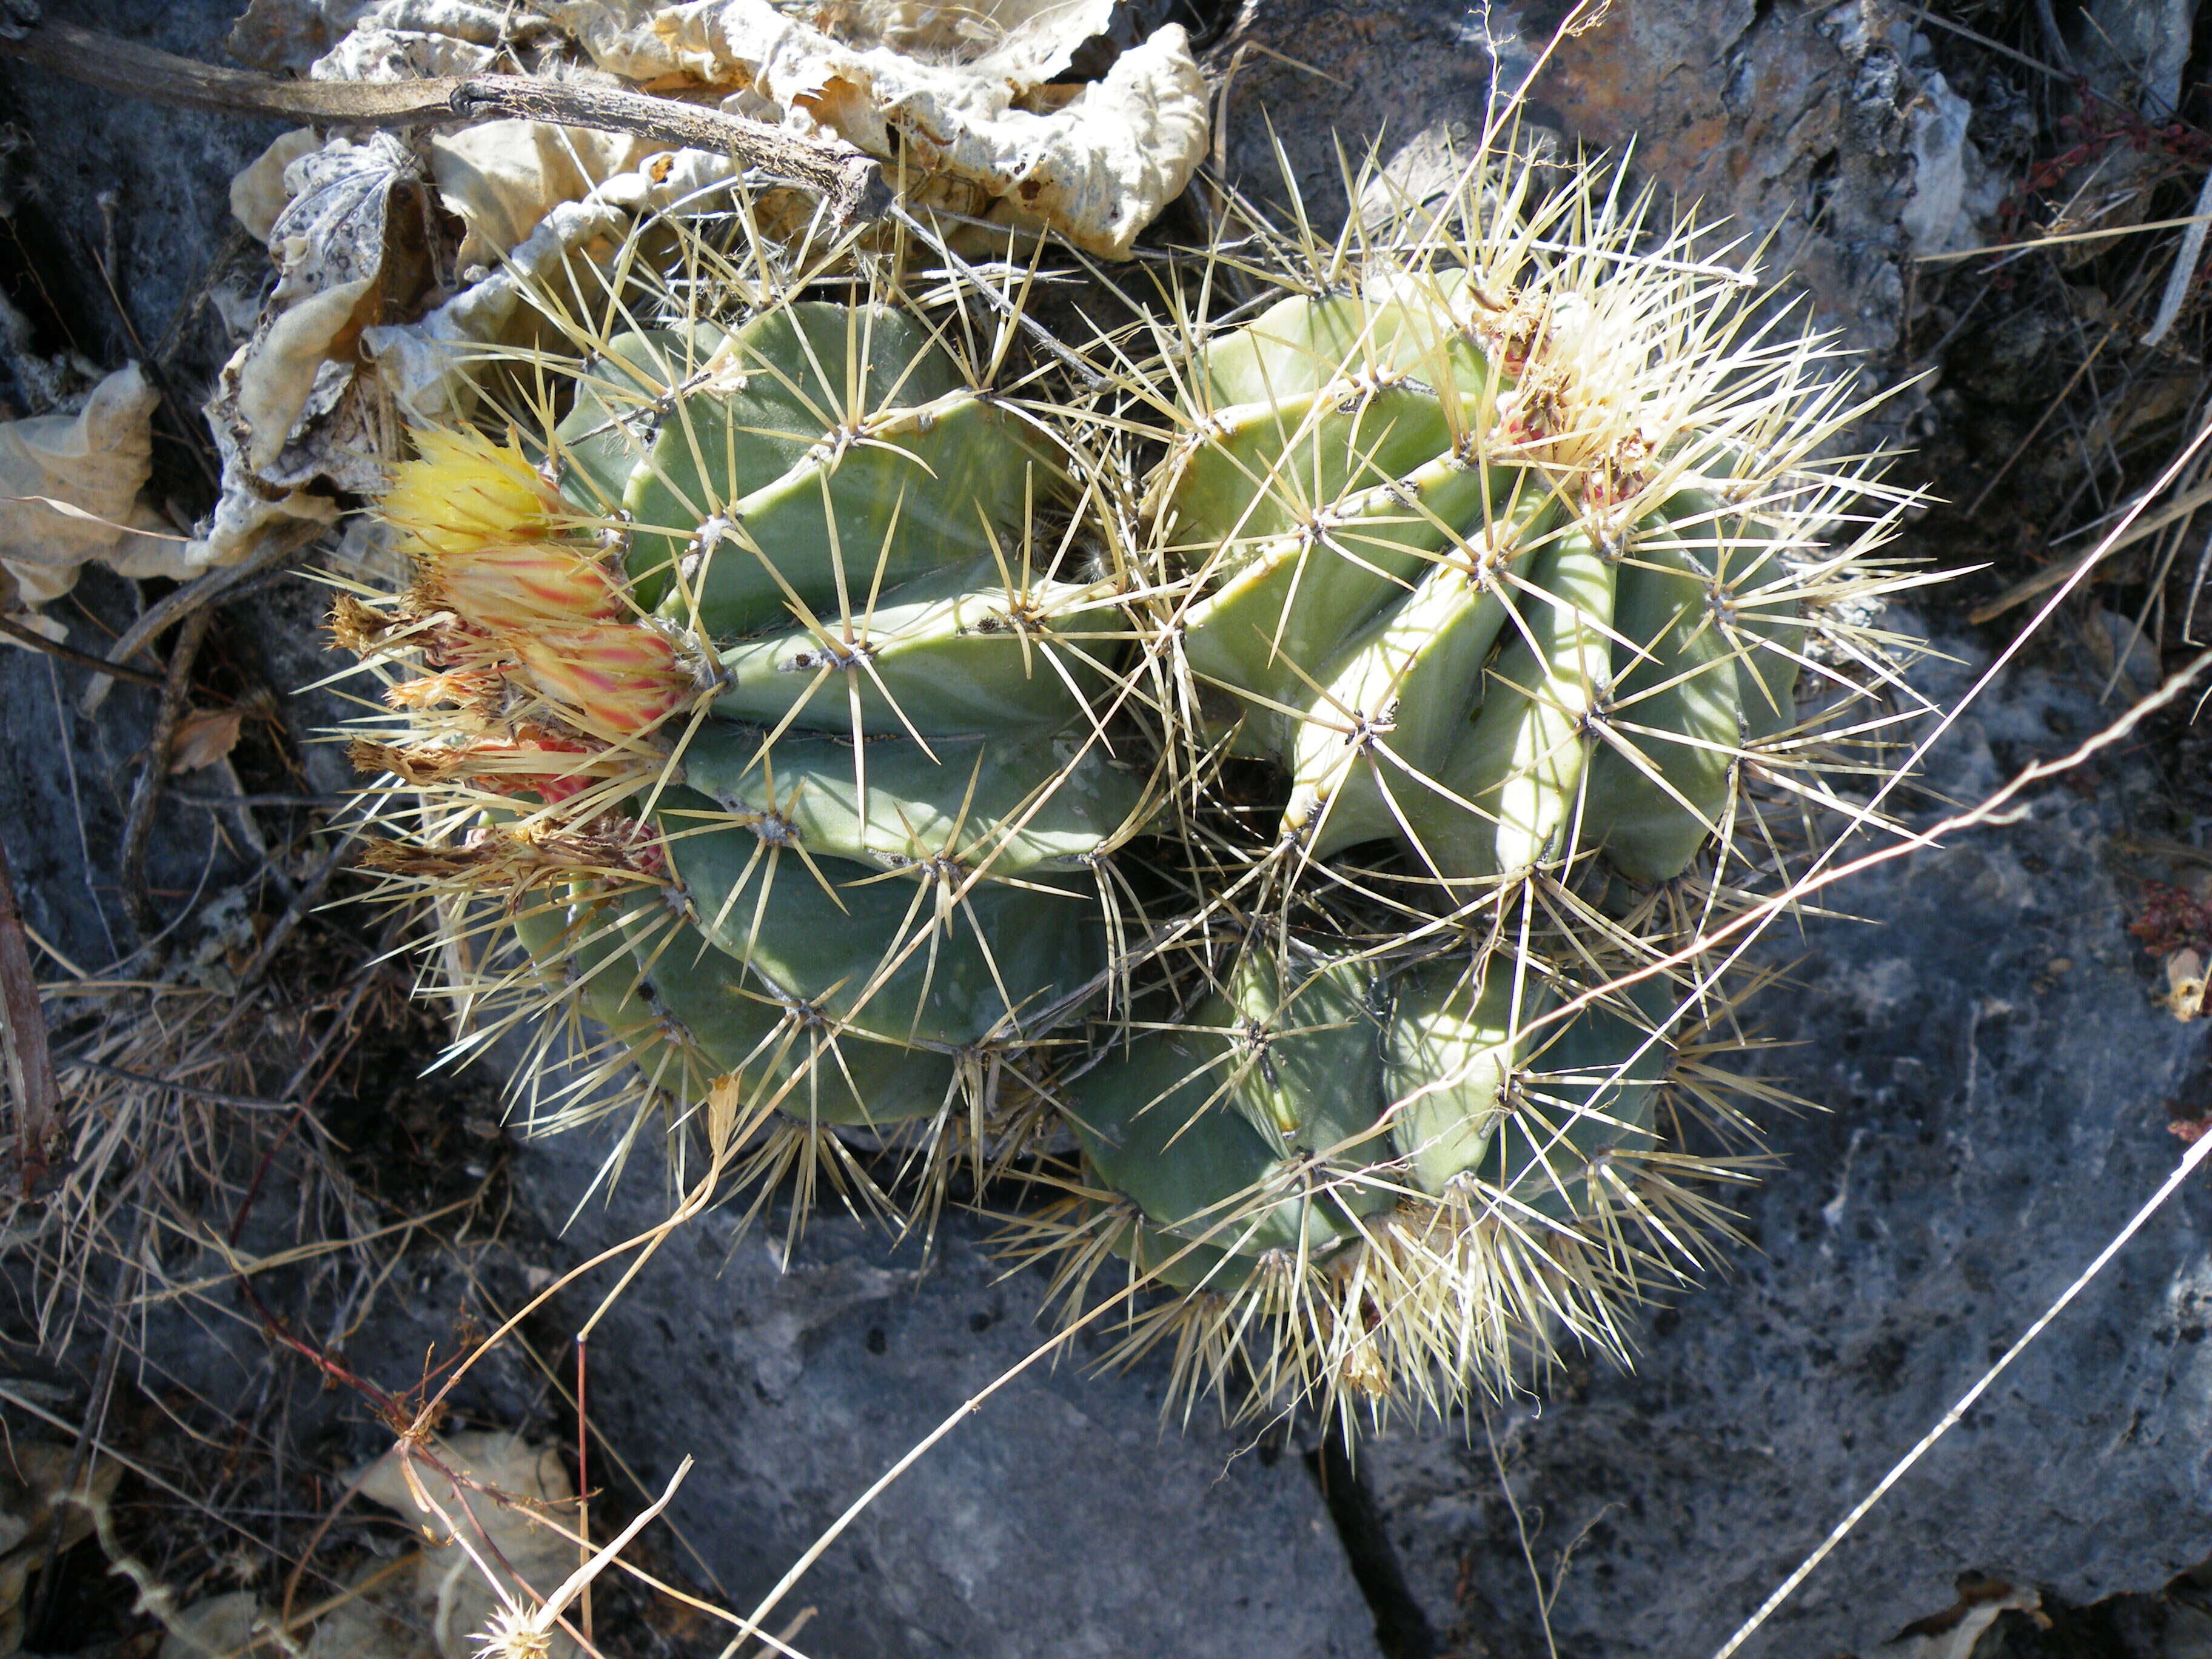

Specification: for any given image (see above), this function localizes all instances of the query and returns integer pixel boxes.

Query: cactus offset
[1004,140,1937,1426]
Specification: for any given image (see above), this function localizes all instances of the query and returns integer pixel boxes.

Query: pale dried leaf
[311,25,498,79]
[302,1590,434,1659]
[364,146,743,423]
[553,0,1208,255]
[0,1441,124,1651]
[0,364,156,574]
[354,1432,581,1659]
[239,275,375,470]
[0,364,206,626]
[429,119,656,268]
[813,0,1121,79]
[226,0,376,75]
[2167,948,2207,1021]
[365,0,555,44]
[269,132,418,301]
[1888,1582,2041,1659]
[170,708,247,775]
[194,477,343,570]
[157,1591,286,1659]
[156,1579,425,1659]
[204,130,431,543]
[230,127,323,243]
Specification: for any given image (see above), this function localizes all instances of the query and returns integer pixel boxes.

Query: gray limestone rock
[1208,0,1958,357]
[509,1123,1384,1659]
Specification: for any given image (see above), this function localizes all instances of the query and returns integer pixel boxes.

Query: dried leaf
[311,0,560,79]
[170,708,247,775]
[0,364,211,628]
[428,118,656,269]
[156,1591,285,1659]
[226,0,375,76]
[1889,1580,2041,1659]
[353,1432,581,1659]
[229,127,321,242]
[238,275,376,469]
[811,0,1122,80]
[157,1587,425,1659]
[552,0,1208,256]
[204,130,436,543]
[313,24,497,79]
[364,146,744,423]
[267,130,421,299]
[0,1441,122,1654]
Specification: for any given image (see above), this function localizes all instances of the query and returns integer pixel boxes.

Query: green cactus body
[614,899,958,1127]
[709,555,1118,736]
[1004,141,1940,1426]
[1481,979,1671,1222]
[506,877,957,1128]
[674,720,1141,877]
[655,783,1104,1048]
[358,284,1146,1160]
[556,299,1132,1072]
[557,305,1036,632]
[1381,962,1546,1195]
[1069,945,1679,1304]
[1578,517,1746,882]
[1067,955,1398,1281]
[1158,282,1822,890]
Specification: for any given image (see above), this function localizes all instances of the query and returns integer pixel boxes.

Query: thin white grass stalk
[1917,206,2212,264]
[1483,1403,1563,1659]
[1711,1126,2212,1659]
[493,1455,695,1654]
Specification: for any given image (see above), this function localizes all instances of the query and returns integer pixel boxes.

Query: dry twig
[0,835,62,1196]
[0,18,888,224]
[118,606,214,939]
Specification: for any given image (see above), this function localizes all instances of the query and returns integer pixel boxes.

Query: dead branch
[119,606,215,940]
[0,17,888,224]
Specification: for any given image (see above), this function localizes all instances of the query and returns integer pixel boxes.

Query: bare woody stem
[0,17,888,223]
[0,834,62,1198]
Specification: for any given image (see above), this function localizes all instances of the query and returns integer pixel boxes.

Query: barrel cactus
[341,274,1152,1207]
[339,146,1933,1428]
[1008,152,1927,1421]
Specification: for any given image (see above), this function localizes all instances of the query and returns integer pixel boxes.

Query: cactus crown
[335,141,1935,1429]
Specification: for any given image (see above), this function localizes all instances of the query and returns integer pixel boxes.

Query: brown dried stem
[118,606,214,940]
[0,18,888,224]
[0,834,62,1197]
[0,611,167,689]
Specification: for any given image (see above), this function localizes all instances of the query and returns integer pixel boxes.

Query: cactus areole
[338,147,1929,1429]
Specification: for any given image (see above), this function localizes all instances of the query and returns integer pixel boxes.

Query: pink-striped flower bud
[423,540,622,633]
[511,622,691,734]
